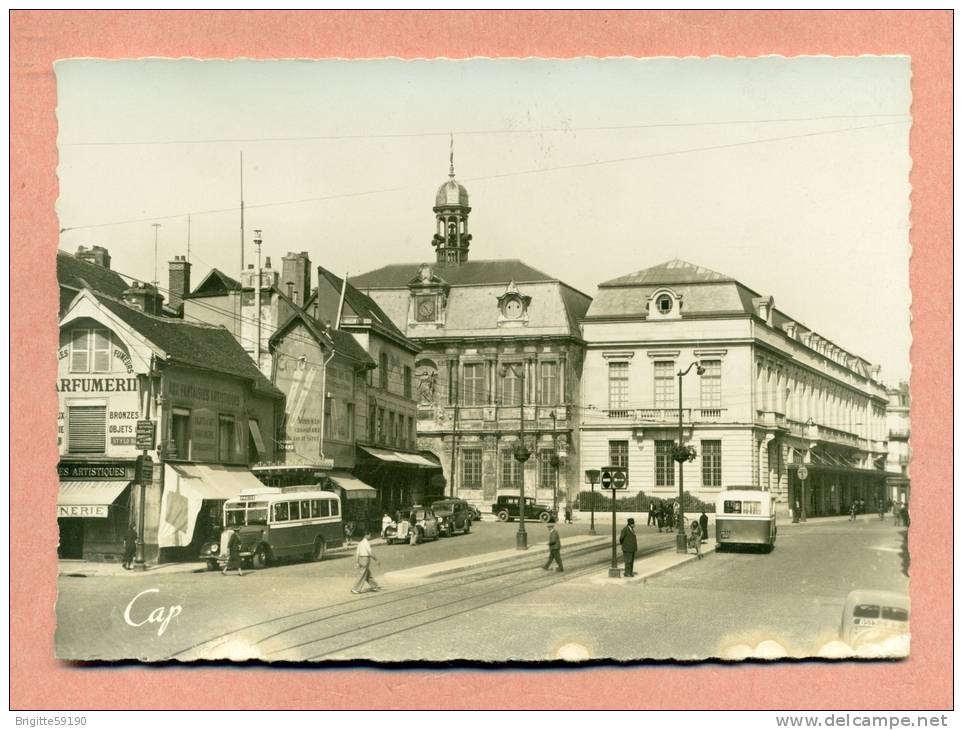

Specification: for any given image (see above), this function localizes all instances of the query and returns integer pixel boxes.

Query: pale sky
[55,57,912,382]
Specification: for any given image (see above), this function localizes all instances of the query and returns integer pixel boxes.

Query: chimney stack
[282,251,312,307]
[75,245,111,269]
[122,281,165,316]
[168,255,192,310]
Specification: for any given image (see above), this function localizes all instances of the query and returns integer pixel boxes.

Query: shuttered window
[92,330,111,372]
[70,330,89,372]
[67,405,106,454]
[69,328,111,373]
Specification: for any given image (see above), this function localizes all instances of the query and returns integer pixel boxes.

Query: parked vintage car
[465,503,483,522]
[383,506,441,545]
[491,495,554,523]
[430,498,472,536]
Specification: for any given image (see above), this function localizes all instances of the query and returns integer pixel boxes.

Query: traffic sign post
[601,466,628,578]
[797,466,809,523]
[135,420,156,451]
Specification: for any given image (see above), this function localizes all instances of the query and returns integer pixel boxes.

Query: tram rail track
[174,539,674,662]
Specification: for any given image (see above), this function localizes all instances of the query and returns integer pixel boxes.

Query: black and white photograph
[53,56,911,663]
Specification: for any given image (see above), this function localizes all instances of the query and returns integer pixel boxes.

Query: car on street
[384,506,441,545]
[430,498,473,536]
[491,495,554,523]
[466,503,483,522]
[839,589,910,648]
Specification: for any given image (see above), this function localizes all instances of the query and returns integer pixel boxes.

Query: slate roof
[91,292,284,398]
[350,259,556,289]
[312,267,409,343]
[599,259,734,287]
[57,250,130,305]
[270,309,375,368]
[187,268,241,297]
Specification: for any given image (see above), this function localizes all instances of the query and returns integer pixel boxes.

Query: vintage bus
[203,486,344,569]
[715,489,777,552]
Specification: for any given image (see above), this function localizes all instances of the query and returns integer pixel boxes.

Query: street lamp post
[585,469,600,535]
[502,363,530,550]
[800,417,819,523]
[675,362,705,553]
[549,410,559,521]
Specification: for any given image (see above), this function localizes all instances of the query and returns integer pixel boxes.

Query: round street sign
[600,471,612,488]
[797,466,809,481]
[612,471,627,488]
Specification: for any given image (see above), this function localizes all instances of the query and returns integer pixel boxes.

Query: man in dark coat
[122,523,137,569]
[699,511,709,544]
[542,522,563,572]
[619,518,638,577]
[647,502,657,528]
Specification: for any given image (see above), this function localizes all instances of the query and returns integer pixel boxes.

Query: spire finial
[449,132,455,178]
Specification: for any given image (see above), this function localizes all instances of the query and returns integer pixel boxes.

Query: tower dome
[431,138,472,265]
[435,178,470,208]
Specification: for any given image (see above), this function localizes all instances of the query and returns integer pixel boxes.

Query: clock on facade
[416,297,436,322]
[504,297,523,319]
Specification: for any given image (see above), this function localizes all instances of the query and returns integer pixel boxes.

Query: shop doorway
[57,518,84,559]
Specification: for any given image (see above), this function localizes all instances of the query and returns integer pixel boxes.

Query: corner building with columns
[579,259,889,515]
[351,165,592,513]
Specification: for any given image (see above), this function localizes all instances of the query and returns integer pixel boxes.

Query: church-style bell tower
[432,139,471,265]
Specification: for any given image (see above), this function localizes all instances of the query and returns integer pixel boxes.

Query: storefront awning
[327,473,378,500]
[360,445,439,468]
[159,464,267,549]
[167,463,266,500]
[58,481,130,518]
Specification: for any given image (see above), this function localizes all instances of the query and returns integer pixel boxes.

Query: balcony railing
[416,404,570,431]
[600,408,729,424]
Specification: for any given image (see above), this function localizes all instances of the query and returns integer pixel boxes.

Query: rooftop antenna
[240,152,245,275]
[151,223,161,287]
[253,228,263,366]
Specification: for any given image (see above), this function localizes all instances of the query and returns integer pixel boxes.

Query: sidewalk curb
[384,535,611,581]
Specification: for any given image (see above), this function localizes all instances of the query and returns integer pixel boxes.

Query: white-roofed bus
[201,486,344,569]
[715,489,777,553]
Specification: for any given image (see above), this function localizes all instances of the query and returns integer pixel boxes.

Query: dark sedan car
[430,498,473,536]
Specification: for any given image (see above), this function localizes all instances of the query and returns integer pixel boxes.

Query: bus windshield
[723,500,762,515]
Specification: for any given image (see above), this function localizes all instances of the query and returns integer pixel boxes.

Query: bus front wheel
[313,537,326,561]
[253,545,271,568]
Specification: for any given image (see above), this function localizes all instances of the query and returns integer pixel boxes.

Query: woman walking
[688,520,703,559]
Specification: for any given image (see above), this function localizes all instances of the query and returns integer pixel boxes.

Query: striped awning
[58,480,130,506]
[327,473,377,500]
[360,445,439,468]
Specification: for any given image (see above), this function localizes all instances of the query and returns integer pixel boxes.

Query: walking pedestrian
[221,527,243,576]
[381,511,393,539]
[793,499,801,523]
[564,503,573,525]
[688,520,703,559]
[542,522,563,572]
[893,502,901,526]
[647,501,657,527]
[900,504,910,528]
[619,518,637,577]
[122,523,137,570]
[351,531,381,594]
[849,503,857,521]
[699,510,709,544]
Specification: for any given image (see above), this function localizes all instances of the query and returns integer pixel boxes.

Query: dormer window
[656,294,673,315]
